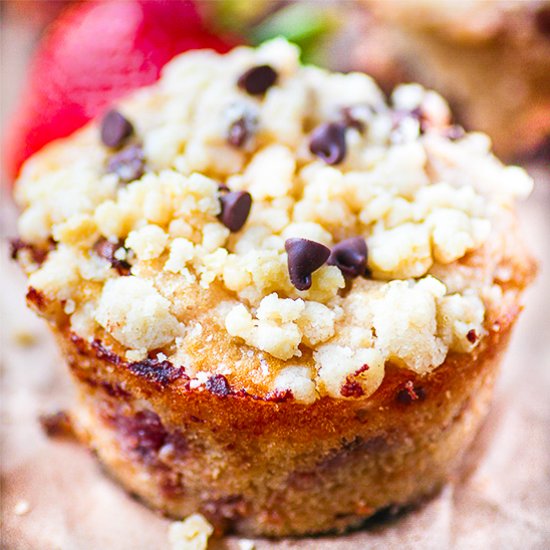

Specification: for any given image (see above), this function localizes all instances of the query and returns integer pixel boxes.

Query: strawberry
[3,0,237,180]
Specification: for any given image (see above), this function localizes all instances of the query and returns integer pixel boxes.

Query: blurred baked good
[358,0,550,160]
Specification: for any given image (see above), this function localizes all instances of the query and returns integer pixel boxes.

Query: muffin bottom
[59,322,512,537]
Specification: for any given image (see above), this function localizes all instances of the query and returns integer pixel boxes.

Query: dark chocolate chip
[107,144,145,183]
[328,237,368,278]
[227,116,253,147]
[309,122,347,165]
[535,5,550,36]
[100,109,134,148]
[466,329,478,344]
[218,191,252,232]
[205,374,231,396]
[94,238,131,275]
[237,64,278,96]
[285,238,331,291]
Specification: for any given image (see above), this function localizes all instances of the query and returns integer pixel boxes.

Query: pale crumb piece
[225,293,336,361]
[14,500,30,516]
[238,540,256,550]
[169,514,214,550]
[125,349,148,362]
[315,345,385,398]
[368,223,432,279]
[225,301,302,360]
[281,221,333,247]
[371,277,446,374]
[201,223,230,252]
[274,366,316,404]
[95,277,181,351]
[11,329,39,347]
[188,379,202,390]
[438,293,485,352]
[198,249,229,288]
[195,371,211,384]
[244,144,295,200]
[165,238,196,276]
[52,214,97,247]
[125,224,168,260]
[27,246,80,302]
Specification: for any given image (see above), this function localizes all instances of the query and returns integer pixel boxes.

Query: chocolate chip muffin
[358,0,550,160]
[13,39,536,536]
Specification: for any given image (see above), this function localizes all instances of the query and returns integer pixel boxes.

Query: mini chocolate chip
[94,238,131,275]
[309,122,347,165]
[285,238,331,291]
[466,329,478,343]
[237,64,278,96]
[107,144,145,183]
[328,237,368,278]
[100,109,134,148]
[535,5,550,36]
[218,191,252,232]
[227,116,253,147]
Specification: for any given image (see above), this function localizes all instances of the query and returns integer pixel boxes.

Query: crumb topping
[15,39,533,402]
[169,514,213,550]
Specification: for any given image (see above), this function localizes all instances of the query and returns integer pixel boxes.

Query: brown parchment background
[1,5,549,549]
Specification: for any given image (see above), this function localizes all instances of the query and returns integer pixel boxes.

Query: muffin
[358,0,550,160]
[12,39,536,536]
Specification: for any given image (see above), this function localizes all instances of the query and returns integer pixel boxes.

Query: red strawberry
[3,0,237,180]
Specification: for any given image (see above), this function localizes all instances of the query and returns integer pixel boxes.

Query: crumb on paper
[14,500,30,516]
[169,514,214,550]
[11,329,39,347]
[238,540,256,550]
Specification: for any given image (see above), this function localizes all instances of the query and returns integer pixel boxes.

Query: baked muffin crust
[14,39,534,404]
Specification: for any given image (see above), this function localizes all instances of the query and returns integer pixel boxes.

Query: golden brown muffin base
[51,316,515,537]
